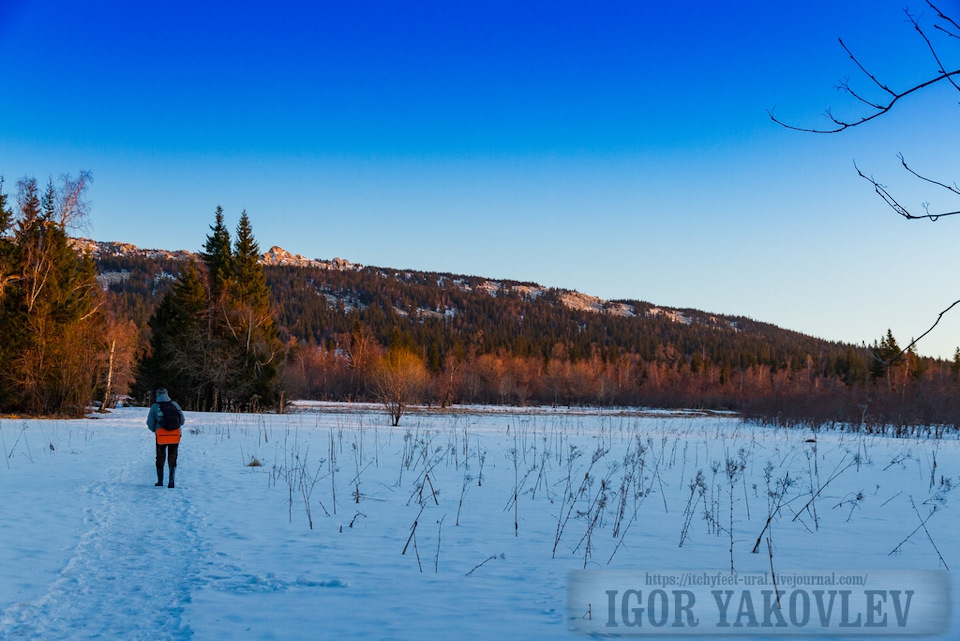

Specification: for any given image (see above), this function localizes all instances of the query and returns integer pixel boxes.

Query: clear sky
[1,0,958,358]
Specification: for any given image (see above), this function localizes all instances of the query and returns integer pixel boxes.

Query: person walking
[146,388,185,488]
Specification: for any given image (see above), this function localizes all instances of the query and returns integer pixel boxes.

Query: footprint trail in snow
[0,451,203,641]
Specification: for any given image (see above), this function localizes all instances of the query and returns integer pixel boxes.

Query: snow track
[0,445,203,641]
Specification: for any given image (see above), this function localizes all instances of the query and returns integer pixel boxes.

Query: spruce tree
[0,176,13,302]
[227,210,280,409]
[0,176,12,235]
[0,174,102,415]
[201,205,232,304]
[41,179,56,220]
[139,208,283,411]
[870,329,901,380]
[231,210,269,311]
[138,259,217,408]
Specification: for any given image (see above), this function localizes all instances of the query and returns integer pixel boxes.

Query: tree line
[0,174,107,416]
[101,224,960,429]
[279,321,960,430]
[3,172,959,430]
[0,176,282,415]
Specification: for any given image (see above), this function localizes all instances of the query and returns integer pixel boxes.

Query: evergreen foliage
[17,172,956,428]
[0,174,103,416]
[870,329,901,380]
[231,211,269,311]
[201,205,233,303]
[100,237,960,428]
[0,178,14,236]
[137,259,222,407]
[137,209,281,411]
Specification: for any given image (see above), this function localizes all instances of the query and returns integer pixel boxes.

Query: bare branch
[778,4,960,358]
[907,6,960,93]
[875,298,960,369]
[933,24,960,40]
[898,153,960,197]
[836,77,886,110]
[54,171,93,232]
[769,66,960,133]
[838,38,896,97]
[854,161,960,221]
[770,19,960,134]
[929,1,960,40]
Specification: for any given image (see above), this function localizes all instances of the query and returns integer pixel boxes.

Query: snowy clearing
[0,405,957,640]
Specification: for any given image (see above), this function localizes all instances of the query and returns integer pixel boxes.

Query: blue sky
[1,0,958,358]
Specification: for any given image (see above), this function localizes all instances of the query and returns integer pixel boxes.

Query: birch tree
[0,172,102,415]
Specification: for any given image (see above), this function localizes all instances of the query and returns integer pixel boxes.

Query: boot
[168,466,176,489]
[155,465,164,487]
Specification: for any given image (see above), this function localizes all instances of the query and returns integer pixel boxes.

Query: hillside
[87,238,854,371]
[86,238,960,426]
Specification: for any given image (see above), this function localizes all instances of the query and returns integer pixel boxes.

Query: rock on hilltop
[260,246,360,271]
[71,238,194,261]
[74,238,360,271]
[83,238,734,331]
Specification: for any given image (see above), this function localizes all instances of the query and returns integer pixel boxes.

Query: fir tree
[16,177,41,229]
[0,174,102,415]
[41,179,56,221]
[0,176,14,303]
[138,259,215,407]
[870,329,900,380]
[231,210,269,311]
[201,205,232,304]
[139,208,282,411]
[0,176,13,235]
[226,210,280,408]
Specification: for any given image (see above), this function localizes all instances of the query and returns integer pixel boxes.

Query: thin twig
[767,537,781,610]
[873,298,960,369]
[910,497,949,569]
[465,554,498,576]
[855,160,960,222]
[908,6,960,93]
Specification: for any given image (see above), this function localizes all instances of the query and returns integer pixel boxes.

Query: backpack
[157,400,181,431]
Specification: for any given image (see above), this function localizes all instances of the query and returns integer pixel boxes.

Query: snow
[512,285,545,301]
[96,269,131,291]
[1,406,958,640]
[478,281,502,297]
[559,291,606,313]
[321,291,366,313]
[648,306,693,325]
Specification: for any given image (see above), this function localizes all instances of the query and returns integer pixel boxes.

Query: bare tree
[99,316,140,411]
[770,1,960,360]
[348,322,382,399]
[374,346,429,426]
[53,171,93,231]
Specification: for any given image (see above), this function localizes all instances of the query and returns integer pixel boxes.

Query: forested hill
[89,239,862,378]
[266,262,852,373]
[89,238,960,426]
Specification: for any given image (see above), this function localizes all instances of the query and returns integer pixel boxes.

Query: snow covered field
[0,404,957,640]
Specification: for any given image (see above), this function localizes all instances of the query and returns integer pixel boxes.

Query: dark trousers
[156,443,179,470]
